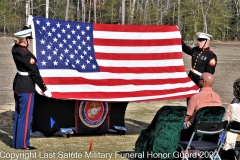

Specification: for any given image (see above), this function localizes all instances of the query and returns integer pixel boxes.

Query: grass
[0,101,181,160]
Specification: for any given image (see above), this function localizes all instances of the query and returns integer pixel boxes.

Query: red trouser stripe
[23,93,32,148]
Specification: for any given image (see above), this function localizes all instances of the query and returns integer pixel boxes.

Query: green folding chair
[135,105,187,160]
[180,106,226,141]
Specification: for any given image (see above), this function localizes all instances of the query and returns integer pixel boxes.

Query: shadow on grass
[125,118,149,128]
[0,110,14,147]
[31,117,150,137]
[124,118,149,135]
[0,129,12,148]
[0,110,150,141]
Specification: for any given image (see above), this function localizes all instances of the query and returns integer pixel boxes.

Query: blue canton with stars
[33,16,100,72]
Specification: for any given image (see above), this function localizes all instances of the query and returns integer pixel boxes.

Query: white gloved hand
[182,121,189,130]
[44,90,52,98]
[27,15,33,26]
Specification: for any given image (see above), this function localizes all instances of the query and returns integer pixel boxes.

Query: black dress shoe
[21,146,37,150]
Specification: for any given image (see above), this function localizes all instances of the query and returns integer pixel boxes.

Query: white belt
[17,70,29,76]
[191,68,202,76]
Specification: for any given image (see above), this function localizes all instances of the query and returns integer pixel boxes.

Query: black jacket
[182,41,217,85]
[12,44,47,93]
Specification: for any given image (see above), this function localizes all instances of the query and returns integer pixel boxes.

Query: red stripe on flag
[95,52,183,60]
[94,24,180,32]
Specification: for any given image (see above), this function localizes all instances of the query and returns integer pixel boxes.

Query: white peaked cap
[196,32,213,40]
[14,29,32,38]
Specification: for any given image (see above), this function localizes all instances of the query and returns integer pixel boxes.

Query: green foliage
[98,0,120,24]
[0,0,239,41]
[178,0,233,41]
[207,0,232,41]
[180,0,201,40]
[0,0,25,34]
[33,0,67,20]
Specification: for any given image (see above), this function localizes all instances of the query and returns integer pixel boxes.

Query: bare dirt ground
[0,37,239,159]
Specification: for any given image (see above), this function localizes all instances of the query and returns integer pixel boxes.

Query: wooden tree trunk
[178,0,181,29]
[160,0,162,25]
[173,1,175,25]
[26,0,30,22]
[82,0,85,22]
[46,0,49,18]
[88,0,91,22]
[3,10,6,36]
[130,0,136,24]
[77,0,80,21]
[94,0,96,23]
[233,0,239,40]
[199,0,211,33]
[156,0,160,25]
[31,0,33,15]
[65,0,69,20]
[143,0,149,24]
[122,0,126,24]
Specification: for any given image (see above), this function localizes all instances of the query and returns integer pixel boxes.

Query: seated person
[180,72,222,141]
[222,78,240,150]
[182,72,222,130]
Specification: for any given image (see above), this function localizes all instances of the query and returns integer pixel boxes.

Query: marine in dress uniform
[12,28,52,150]
[182,32,217,86]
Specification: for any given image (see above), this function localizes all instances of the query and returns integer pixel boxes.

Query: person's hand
[27,15,33,26]
[182,121,191,130]
[182,121,188,130]
[44,90,52,98]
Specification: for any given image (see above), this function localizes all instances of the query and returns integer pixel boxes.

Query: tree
[0,0,238,41]
[230,0,240,40]
[199,0,211,33]
[98,0,120,24]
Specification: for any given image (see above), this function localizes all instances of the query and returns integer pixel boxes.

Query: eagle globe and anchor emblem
[79,101,108,128]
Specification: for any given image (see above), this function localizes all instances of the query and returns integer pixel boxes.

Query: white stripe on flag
[93,31,181,39]
[94,45,182,53]
[40,70,188,79]
[97,59,183,67]
[47,81,196,92]
[64,90,199,102]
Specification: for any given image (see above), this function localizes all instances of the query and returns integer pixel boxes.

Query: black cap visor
[26,36,33,39]
[197,38,207,42]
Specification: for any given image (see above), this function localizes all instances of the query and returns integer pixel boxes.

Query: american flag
[32,16,199,101]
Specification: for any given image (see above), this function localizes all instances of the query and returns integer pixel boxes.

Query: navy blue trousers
[12,92,34,149]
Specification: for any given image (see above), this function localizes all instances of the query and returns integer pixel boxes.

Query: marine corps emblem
[30,58,35,64]
[79,101,108,128]
[209,58,216,66]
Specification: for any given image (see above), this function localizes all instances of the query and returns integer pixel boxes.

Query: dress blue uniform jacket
[182,41,217,85]
[12,44,47,92]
